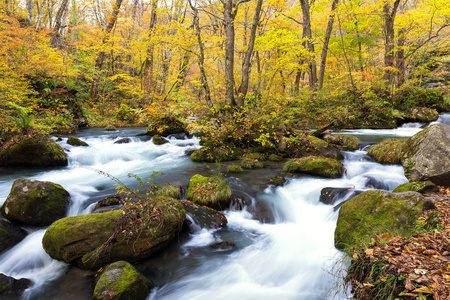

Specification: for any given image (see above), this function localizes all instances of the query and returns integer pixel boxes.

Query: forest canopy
[0,0,449,142]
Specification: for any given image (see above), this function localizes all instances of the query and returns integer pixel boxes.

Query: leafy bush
[392,85,445,111]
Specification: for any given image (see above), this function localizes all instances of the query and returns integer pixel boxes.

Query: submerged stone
[0,219,27,254]
[0,273,31,299]
[181,200,227,233]
[67,136,89,147]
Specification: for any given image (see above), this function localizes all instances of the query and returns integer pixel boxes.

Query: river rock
[152,135,168,145]
[146,116,186,136]
[285,134,342,159]
[104,125,116,131]
[114,138,131,144]
[93,261,153,300]
[1,179,70,227]
[186,175,232,210]
[404,107,439,123]
[392,181,439,194]
[401,123,450,185]
[42,198,185,269]
[93,194,123,211]
[0,135,67,167]
[284,156,344,178]
[0,273,32,299]
[67,136,89,147]
[319,187,361,205]
[0,219,27,254]
[181,200,227,233]
[334,190,427,252]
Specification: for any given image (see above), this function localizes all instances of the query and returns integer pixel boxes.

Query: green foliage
[268,154,283,162]
[367,138,407,164]
[392,85,445,111]
[227,164,244,173]
[155,185,179,199]
[115,104,137,123]
[240,157,264,169]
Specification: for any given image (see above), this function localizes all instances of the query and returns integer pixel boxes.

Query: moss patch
[146,116,186,136]
[367,138,407,164]
[155,185,179,199]
[334,190,425,253]
[227,165,244,173]
[186,174,232,210]
[392,181,439,194]
[284,156,344,178]
[190,146,244,162]
[334,134,359,151]
[152,135,168,145]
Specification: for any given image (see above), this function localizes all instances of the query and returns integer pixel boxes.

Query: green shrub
[392,85,444,111]
[227,165,244,173]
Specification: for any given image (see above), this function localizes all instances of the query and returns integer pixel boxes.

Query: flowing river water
[0,113,449,299]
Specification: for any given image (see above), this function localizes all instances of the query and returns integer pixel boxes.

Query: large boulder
[146,116,186,136]
[0,273,31,299]
[403,107,439,123]
[186,175,232,210]
[0,219,27,254]
[0,135,67,167]
[42,198,185,269]
[401,123,450,185]
[284,156,344,178]
[1,179,70,226]
[181,200,227,233]
[334,190,427,253]
[93,261,153,300]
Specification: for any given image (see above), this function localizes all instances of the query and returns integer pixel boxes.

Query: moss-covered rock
[334,190,426,253]
[333,135,360,151]
[67,136,89,147]
[186,174,232,210]
[155,185,179,199]
[181,200,227,233]
[227,164,244,173]
[401,123,450,185]
[152,135,168,145]
[240,157,264,169]
[42,197,185,269]
[104,125,116,131]
[94,194,123,211]
[93,261,153,300]
[190,146,244,162]
[0,135,67,167]
[284,156,344,178]
[403,107,439,123]
[392,181,439,194]
[267,154,283,162]
[268,175,286,187]
[146,116,186,136]
[285,133,342,159]
[367,138,407,164]
[0,273,31,299]
[0,219,27,254]
[1,179,70,226]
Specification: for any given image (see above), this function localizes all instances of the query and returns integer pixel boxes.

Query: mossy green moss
[240,157,264,169]
[155,185,179,198]
[190,146,244,162]
[42,198,185,269]
[392,181,439,194]
[93,261,153,300]
[334,135,359,151]
[268,154,283,162]
[152,135,168,145]
[146,116,185,136]
[186,174,232,210]
[334,190,425,253]
[104,125,116,131]
[367,138,407,164]
[227,164,244,173]
[283,156,344,178]
[285,133,342,159]
[67,136,89,147]
[268,175,286,186]
[0,135,67,167]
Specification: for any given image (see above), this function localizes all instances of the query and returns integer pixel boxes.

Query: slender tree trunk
[90,0,124,101]
[51,0,69,46]
[26,0,34,24]
[318,0,338,90]
[383,0,401,85]
[35,0,48,29]
[223,0,236,107]
[299,0,317,89]
[143,0,158,102]
[173,51,190,93]
[189,0,212,107]
[396,27,406,86]
[236,0,263,107]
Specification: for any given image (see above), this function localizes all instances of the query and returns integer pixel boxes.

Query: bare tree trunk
[318,0,338,90]
[90,0,124,101]
[299,0,317,89]
[51,0,69,46]
[236,0,263,107]
[142,0,158,102]
[189,0,212,107]
[395,27,406,86]
[383,0,401,85]
[223,0,236,107]
[26,0,34,24]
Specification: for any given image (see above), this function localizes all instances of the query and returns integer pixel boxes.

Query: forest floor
[353,186,450,299]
